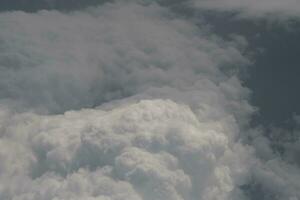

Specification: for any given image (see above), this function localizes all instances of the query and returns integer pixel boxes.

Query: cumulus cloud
[0,1,299,200]
[0,99,255,200]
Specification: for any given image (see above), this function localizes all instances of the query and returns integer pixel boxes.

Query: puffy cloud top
[0,1,299,200]
[0,99,254,200]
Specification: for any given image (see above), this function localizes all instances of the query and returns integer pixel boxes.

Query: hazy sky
[0,1,300,200]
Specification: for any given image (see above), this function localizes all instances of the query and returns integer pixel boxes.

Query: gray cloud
[0,1,299,200]
[0,2,249,114]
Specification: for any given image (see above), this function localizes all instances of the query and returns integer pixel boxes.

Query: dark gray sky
[0,0,105,11]
[202,13,300,128]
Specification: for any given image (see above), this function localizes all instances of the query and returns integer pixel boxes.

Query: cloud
[244,116,300,200]
[1,99,300,200]
[0,99,255,200]
[0,1,299,200]
[0,1,249,114]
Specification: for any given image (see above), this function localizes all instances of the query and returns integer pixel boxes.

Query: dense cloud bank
[0,2,248,114]
[0,1,299,200]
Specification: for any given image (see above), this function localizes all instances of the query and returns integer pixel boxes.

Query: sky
[0,0,300,200]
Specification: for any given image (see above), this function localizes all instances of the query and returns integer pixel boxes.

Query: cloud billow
[0,1,299,200]
[0,2,249,114]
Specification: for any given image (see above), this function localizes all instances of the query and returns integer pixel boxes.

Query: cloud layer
[0,2,249,114]
[0,1,299,200]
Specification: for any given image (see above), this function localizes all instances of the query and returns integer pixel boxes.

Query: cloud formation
[0,99,255,200]
[0,1,299,200]
[0,2,249,114]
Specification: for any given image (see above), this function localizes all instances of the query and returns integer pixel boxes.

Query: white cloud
[0,1,299,200]
[0,99,255,200]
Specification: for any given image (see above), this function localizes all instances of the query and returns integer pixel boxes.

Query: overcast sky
[0,1,300,200]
